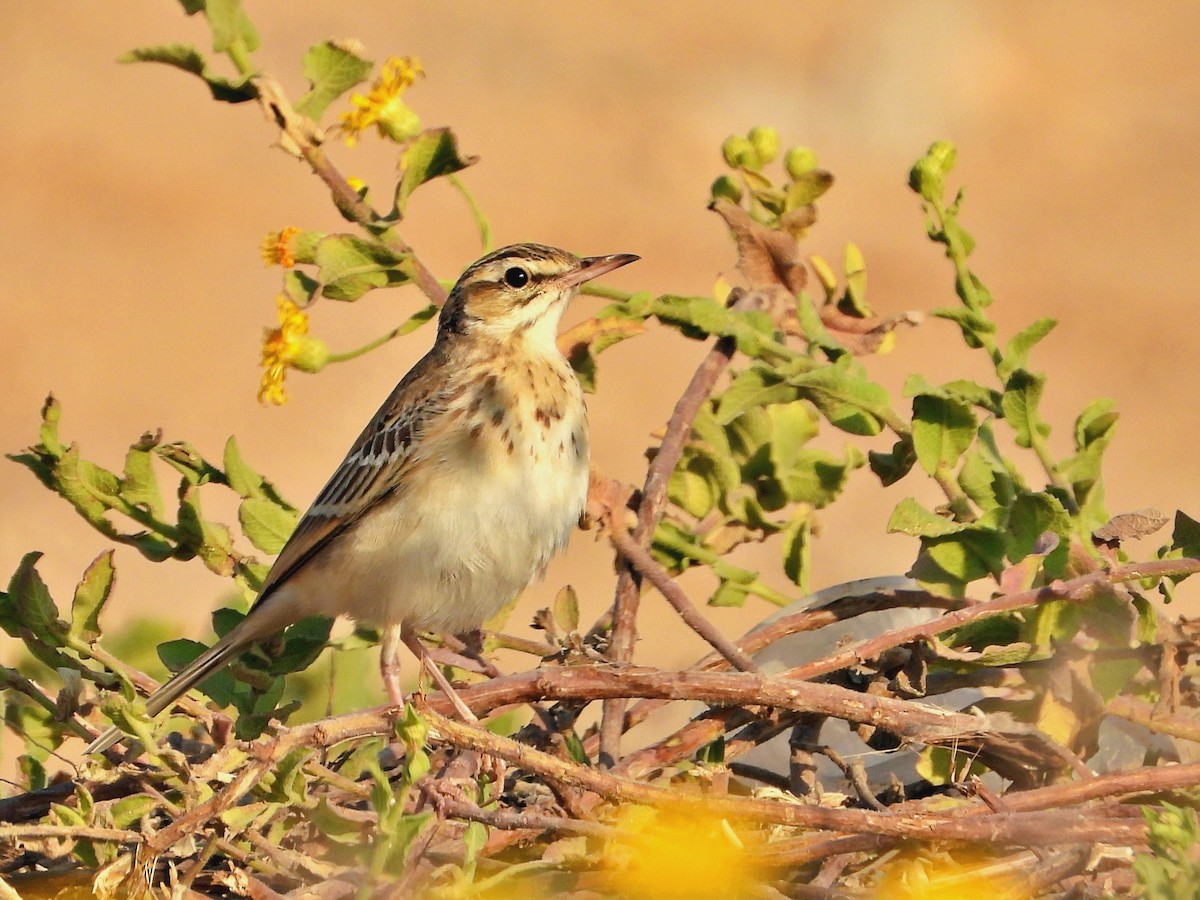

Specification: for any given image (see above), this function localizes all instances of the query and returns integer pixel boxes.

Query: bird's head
[440,243,638,344]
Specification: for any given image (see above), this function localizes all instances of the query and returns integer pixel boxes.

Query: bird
[86,242,639,754]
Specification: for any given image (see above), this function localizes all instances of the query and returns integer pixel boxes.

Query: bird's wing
[255,349,451,602]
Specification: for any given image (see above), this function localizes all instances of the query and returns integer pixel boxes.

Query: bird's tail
[84,626,255,755]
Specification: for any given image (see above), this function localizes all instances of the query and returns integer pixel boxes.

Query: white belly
[294,409,589,634]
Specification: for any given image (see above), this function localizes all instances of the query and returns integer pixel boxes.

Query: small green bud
[721,135,760,170]
[290,336,330,373]
[784,146,818,179]
[908,140,957,203]
[710,174,744,203]
[747,125,780,164]
[377,101,422,143]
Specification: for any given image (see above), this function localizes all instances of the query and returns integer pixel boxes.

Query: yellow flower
[258,296,328,405]
[601,806,762,900]
[873,851,1032,900]
[260,226,302,268]
[346,176,367,194]
[341,56,424,146]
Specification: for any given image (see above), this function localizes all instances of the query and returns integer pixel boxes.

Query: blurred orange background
[4,2,1199,736]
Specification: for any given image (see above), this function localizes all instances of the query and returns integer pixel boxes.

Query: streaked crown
[439,243,638,340]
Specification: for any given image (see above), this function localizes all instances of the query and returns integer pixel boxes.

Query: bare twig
[601,328,741,762]
[777,560,1200,683]
[608,523,759,673]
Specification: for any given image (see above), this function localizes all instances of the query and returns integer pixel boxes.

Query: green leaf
[268,616,332,676]
[911,393,977,475]
[785,168,835,206]
[281,268,320,306]
[223,436,264,499]
[119,434,165,519]
[781,511,811,590]
[930,306,995,349]
[1169,511,1200,559]
[908,141,957,205]
[110,795,157,829]
[998,318,1057,382]
[668,465,716,518]
[204,0,260,54]
[294,40,373,120]
[39,394,66,456]
[868,436,917,486]
[715,367,797,424]
[69,551,115,644]
[710,579,751,608]
[7,553,66,646]
[776,446,864,508]
[887,498,968,538]
[554,585,580,634]
[177,486,236,575]
[785,360,889,436]
[957,448,1009,512]
[842,242,868,315]
[1001,368,1050,449]
[238,498,298,554]
[313,234,412,301]
[1007,492,1071,565]
[118,43,256,103]
[918,529,1006,585]
[394,127,479,213]
[157,441,224,486]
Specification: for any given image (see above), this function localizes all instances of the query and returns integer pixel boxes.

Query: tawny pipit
[87,243,638,754]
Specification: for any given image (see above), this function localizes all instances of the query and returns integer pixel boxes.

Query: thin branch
[601,321,741,762]
[776,559,1200,683]
[252,74,447,307]
[0,824,142,843]
[608,523,759,673]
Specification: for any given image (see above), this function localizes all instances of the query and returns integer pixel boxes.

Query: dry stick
[0,824,143,844]
[601,331,740,764]
[252,75,447,308]
[593,588,965,763]
[616,560,1200,776]
[414,707,1170,847]
[422,789,617,841]
[1108,694,1200,743]
[608,523,759,673]
[777,559,1200,684]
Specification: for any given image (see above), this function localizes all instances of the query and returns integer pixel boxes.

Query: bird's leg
[401,626,477,722]
[402,626,507,790]
[379,622,407,708]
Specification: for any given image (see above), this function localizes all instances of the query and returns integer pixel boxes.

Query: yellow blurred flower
[258,296,328,405]
[601,805,762,900]
[341,56,424,146]
[260,226,302,268]
[874,851,1032,900]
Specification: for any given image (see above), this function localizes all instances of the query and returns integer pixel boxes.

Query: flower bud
[784,146,818,180]
[748,125,779,164]
[289,336,330,373]
[377,101,422,143]
[710,175,744,203]
[721,135,759,170]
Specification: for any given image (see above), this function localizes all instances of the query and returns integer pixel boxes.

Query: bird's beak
[563,252,640,288]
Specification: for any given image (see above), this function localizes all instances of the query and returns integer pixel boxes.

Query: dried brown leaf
[1093,508,1169,544]
[709,199,808,296]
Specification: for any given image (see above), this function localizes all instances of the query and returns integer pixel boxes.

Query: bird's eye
[503,267,529,288]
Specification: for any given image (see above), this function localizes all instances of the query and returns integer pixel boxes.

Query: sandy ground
[3,3,1199,763]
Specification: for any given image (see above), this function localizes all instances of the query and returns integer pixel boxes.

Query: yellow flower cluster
[601,806,759,899]
[258,296,311,405]
[260,226,302,268]
[341,56,424,146]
